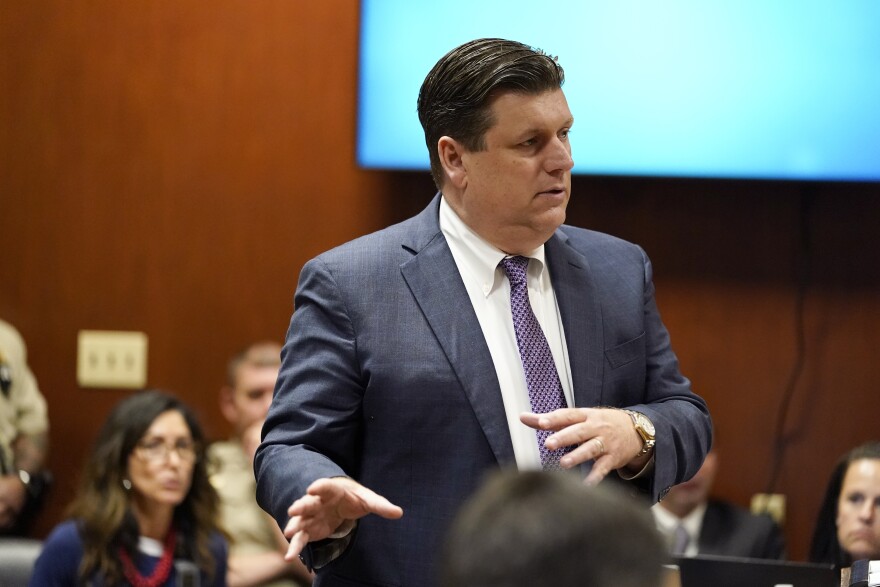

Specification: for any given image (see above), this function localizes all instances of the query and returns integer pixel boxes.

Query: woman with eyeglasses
[30,389,228,586]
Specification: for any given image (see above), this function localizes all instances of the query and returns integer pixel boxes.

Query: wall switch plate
[77,330,148,389]
[750,493,786,526]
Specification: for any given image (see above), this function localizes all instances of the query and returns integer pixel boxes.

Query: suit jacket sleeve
[254,255,363,564]
[553,229,712,502]
[634,247,712,501]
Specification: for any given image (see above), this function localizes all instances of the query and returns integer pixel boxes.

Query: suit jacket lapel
[545,232,604,408]
[399,197,515,465]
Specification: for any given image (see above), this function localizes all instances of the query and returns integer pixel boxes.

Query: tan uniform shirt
[0,319,48,474]
[209,439,304,587]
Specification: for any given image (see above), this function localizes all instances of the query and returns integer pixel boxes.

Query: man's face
[662,451,718,513]
[221,363,278,436]
[445,89,574,255]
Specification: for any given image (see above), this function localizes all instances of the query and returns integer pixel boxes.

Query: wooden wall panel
[3,1,879,561]
[1,0,390,538]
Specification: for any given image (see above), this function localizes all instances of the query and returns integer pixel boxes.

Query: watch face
[636,413,655,437]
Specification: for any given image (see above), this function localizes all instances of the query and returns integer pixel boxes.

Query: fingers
[351,483,403,520]
[584,454,615,486]
[282,477,404,558]
[520,408,587,432]
[314,477,403,520]
[362,492,404,519]
[285,529,309,561]
[521,408,640,477]
[541,409,600,452]
[557,434,607,469]
[287,493,323,517]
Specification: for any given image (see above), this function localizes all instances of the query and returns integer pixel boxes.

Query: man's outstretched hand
[283,477,403,561]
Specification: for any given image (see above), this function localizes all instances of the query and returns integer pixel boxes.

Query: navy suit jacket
[699,500,786,560]
[255,195,712,587]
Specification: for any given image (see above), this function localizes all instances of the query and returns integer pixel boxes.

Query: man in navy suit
[255,37,712,587]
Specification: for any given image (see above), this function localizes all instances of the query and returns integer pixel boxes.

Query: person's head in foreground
[440,470,665,587]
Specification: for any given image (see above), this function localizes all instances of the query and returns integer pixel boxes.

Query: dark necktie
[500,255,569,469]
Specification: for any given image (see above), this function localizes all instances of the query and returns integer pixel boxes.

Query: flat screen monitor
[357,1,880,182]
[675,555,838,587]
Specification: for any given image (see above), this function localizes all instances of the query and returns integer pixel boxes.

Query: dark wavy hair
[66,389,223,585]
[809,441,880,567]
[417,37,565,190]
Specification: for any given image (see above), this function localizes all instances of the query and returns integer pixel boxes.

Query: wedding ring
[593,437,606,456]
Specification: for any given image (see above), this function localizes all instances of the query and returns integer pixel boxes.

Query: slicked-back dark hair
[417,38,565,190]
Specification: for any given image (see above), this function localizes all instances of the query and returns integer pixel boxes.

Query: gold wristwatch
[624,410,656,456]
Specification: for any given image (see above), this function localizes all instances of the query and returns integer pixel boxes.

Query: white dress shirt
[438,196,574,470]
[652,502,707,558]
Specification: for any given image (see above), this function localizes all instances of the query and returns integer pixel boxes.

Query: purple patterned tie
[500,255,570,470]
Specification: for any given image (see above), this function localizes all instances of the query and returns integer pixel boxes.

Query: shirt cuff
[618,454,655,481]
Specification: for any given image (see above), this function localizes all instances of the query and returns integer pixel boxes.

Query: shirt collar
[439,195,547,297]
[652,501,708,540]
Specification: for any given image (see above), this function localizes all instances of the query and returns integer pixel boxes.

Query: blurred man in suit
[652,447,785,559]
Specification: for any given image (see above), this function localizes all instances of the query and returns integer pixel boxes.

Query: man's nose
[545,137,574,173]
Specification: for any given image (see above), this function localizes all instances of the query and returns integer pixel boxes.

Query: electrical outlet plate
[750,493,786,526]
[77,330,148,389]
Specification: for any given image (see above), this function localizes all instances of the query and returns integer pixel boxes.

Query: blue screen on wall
[357,1,880,182]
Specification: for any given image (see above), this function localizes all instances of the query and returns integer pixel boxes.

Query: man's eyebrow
[517,117,575,138]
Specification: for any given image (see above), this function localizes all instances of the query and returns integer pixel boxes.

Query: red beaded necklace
[118,526,177,587]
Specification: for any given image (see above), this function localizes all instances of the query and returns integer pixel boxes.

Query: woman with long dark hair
[809,441,880,568]
[30,390,227,585]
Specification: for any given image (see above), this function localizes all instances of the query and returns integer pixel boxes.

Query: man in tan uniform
[0,318,49,536]
[209,341,312,587]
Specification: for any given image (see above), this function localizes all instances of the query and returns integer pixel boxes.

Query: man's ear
[437,136,468,189]
[219,386,237,424]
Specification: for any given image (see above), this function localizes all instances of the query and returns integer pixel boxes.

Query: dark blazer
[255,195,712,587]
[699,500,786,560]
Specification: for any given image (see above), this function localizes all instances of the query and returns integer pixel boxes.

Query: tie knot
[500,256,529,286]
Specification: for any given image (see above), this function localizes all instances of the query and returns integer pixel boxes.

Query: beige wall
[3,1,879,559]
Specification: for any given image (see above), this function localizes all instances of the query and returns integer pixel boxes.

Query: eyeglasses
[134,438,198,463]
